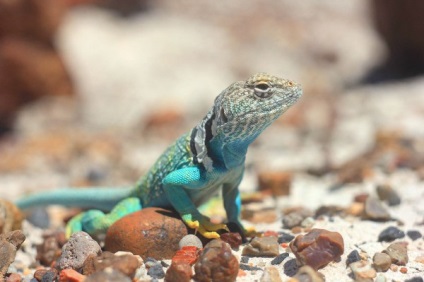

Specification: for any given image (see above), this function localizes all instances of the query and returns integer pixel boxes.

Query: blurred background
[1,0,423,200]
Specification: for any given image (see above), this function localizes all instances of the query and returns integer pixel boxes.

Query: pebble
[242,208,278,224]
[242,236,280,257]
[375,274,387,282]
[378,226,405,242]
[270,253,289,265]
[290,229,344,270]
[314,205,345,218]
[0,199,24,234]
[178,234,202,249]
[0,230,26,279]
[363,197,391,221]
[82,251,141,279]
[277,232,295,243]
[164,261,192,282]
[59,269,86,282]
[292,265,324,282]
[171,246,200,265]
[376,184,401,206]
[5,273,21,282]
[405,277,424,282]
[282,208,313,229]
[346,250,362,266]
[349,260,376,282]
[25,207,50,229]
[85,268,131,282]
[260,266,282,282]
[406,230,422,241]
[239,264,262,271]
[36,235,61,266]
[257,171,292,196]
[283,259,299,277]
[220,232,242,249]
[57,231,101,271]
[193,240,239,282]
[240,256,249,263]
[372,252,391,272]
[383,241,408,265]
[105,207,188,260]
[147,263,165,279]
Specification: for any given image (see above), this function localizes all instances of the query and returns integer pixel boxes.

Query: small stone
[277,233,295,243]
[383,241,408,265]
[5,273,21,282]
[260,266,282,282]
[290,229,344,270]
[40,269,58,282]
[240,256,249,263]
[59,269,86,282]
[376,184,401,206]
[258,171,292,196]
[82,251,141,278]
[270,253,289,265]
[283,258,299,277]
[242,236,279,257]
[85,268,131,282]
[345,202,365,217]
[34,268,48,281]
[164,261,192,282]
[193,240,239,282]
[375,274,387,282]
[172,246,200,265]
[349,260,376,282]
[378,226,405,242]
[282,208,313,229]
[293,265,324,282]
[0,230,25,249]
[220,232,242,249]
[36,235,61,266]
[0,230,26,279]
[315,205,345,218]
[405,277,424,282]
[57,231,101,271]
[372,252,391,272]
[105,208,188,260]
[300,217,315,228]
[242,208,277,224]
[25,207,50,229]
[363,198,391,221]
[147,263,165,279]
[406,230,422,241]
[239,264,262,271]
[178,234,203,249]
[399,267,407,273]
[0,200,24,233]
[346,250,362,266]
[354,193,369,203]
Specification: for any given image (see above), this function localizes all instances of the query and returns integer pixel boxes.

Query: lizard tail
[16,187,134,211]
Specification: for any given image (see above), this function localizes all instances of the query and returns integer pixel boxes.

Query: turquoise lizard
[17,73,302,239]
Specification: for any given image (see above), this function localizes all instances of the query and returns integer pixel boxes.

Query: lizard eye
[254,82,272,98]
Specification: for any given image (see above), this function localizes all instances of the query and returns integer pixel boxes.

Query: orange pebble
[238,269,247,277]
[400,267,408,274]
[59,269,85,282]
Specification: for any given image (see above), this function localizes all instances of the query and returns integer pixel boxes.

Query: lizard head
[213,72,302,144]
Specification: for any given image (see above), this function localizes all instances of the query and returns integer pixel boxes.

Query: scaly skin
[17,73,302,238]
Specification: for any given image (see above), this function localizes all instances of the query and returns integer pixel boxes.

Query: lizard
[16,73,302,239]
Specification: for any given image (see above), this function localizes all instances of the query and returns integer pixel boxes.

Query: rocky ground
[1,1,424,281]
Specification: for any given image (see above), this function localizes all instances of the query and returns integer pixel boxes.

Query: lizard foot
[66,210,113,238]
[182,213,229,238]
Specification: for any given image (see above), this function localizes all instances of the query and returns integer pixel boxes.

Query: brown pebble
[376,184,401,206]
[242,208,277,224]
[164,261,192,282]
[84,268,130,282]
[105,208,188,260]
[293,265,324,282]
[0,200,24,234]
[383,242,408,266]
[346,202,365,217]
[36,236,61,266]
[82,251,141,278]
[363,197,391,221]
[193,240,239,282]
[290,228,344,270]
[390,264,398,272]
[373,252,391,272]
[260,266,282,282]
[0,230,26,278]
[354,193,369,203]
[399,267,407,273]
[242,236,280,257]
[5,273,21,282]
[220,232,242,249]
[33,269,48,281]
[349,260,376,282]
[258,171,292,196]
[282,208,313,229]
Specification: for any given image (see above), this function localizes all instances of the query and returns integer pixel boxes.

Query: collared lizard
[17,73,302,239]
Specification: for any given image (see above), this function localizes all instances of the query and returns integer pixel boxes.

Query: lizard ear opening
[220,108,228,123]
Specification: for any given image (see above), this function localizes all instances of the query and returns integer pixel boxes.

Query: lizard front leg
[162,166,227,239]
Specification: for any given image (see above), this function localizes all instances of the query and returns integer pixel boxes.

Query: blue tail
[16,187,133,211]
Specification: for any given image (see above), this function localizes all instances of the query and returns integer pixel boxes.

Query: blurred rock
[383,241,408,266]
[258,171,292,196]
[373,252,391,272]
[260,266,282,282]
[0,199,24,234]
[164,261,192,282]
[82,252,141,279]
[220,232,242,250]
[292,265,324,282]
[349,260,376,282]
[242,236,279,257]
[242,207,277,224]
[178,234,203,249]
[363,198,391,221]
[171,246,200,266]
[378,226,405,242]
[0,230,26,280]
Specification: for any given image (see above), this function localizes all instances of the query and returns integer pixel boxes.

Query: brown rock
[85,268,131,282]
[0,230,25,249]
[282,208,313,229]
[105,208,188,260]
[292,265,324,282]
[82,251,141,278]
[36,235,61,266]
[193,240,239,282]
[349,260,376,282]
[373,252,391,272]
[0,199,24,234]
[383,241,408,266]
[34,268,58,282]
[0,231,25,280]
[6,273,22,282]
[363,197,391,221]
[376,184,401,206]
[258,171,292,196]
[220,232,242,249]
[242,236,279,257]
[354,193,369,203]
[260,266,282,282]
[164,261,192,282]
[242,208,277,224]
[290,229,344,270]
